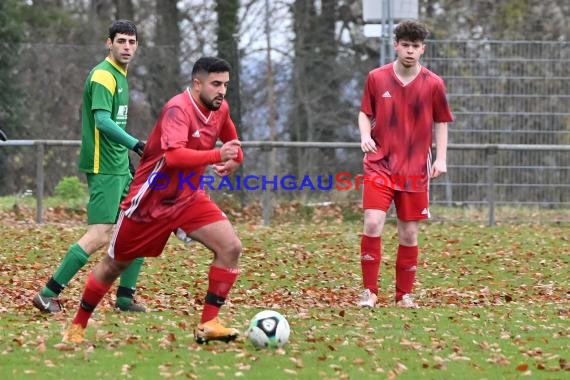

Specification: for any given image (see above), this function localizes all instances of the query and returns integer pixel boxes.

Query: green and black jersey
[78,58,130,174]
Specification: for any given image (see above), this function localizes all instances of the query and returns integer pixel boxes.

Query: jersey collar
[186,88,212,123]
[106,57,128,77]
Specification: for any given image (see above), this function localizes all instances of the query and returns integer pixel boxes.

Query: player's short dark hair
[393,20,429,42]
[109,20,137,41]
[191,57,232,79]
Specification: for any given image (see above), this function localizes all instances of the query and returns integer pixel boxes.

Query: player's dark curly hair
[109,20,137,41]
[393,20,429,42]
[192,57,232,78]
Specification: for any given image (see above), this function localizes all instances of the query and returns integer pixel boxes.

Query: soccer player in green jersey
[33,20,147,313]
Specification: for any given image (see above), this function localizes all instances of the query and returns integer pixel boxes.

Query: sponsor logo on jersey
[116,105,129,121]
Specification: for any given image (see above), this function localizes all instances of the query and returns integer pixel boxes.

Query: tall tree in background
[146,0,181,117]
[0,0,24,194]
[215,0,241,131]
[290,0,340,177]
[0,0,23,138]
[89,0,114,37]
[115,0,134,20]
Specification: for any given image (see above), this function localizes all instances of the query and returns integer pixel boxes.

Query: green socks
[116,257,144,307]
[41,244,144,306]
[41,243,89,297]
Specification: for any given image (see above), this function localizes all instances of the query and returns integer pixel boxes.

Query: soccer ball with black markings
[246,310,290,349]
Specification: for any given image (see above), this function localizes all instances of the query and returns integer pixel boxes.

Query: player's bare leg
[188,220,241,343]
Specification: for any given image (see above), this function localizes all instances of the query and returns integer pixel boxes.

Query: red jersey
[360,63,453,192]
[121,89,239,222]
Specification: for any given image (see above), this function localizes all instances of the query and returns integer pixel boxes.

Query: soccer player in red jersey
[357,20,453,308]
[63,57,244,344]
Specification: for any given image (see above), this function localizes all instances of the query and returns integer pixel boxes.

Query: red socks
[360,235,381,295]
[395,244,419,301]
[73,272,112,328]
[201,266,239,323]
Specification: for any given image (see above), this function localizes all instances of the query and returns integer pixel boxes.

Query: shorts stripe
[108,211,125,259]
[125,158,165,217]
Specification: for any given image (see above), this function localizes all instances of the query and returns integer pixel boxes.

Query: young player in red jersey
[63,57,244,344]
[358,20,453,308]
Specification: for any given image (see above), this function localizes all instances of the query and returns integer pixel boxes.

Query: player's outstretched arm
[94,110,144,156]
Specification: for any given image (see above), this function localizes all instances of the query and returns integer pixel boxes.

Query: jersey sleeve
[165,148,222,168]
[160,106,191,150]
[218,114,243,163]
[90,69,116,113]
[94,110,138,148]
[432,79,454,123]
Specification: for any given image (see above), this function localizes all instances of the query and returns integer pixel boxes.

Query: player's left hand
[430,158,447,178]
[133,140,145,157]
[212,160,240,176]
[128,156,136,177]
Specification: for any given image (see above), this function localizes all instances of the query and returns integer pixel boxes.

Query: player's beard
[200,94,223,111]
[109,50,132,69]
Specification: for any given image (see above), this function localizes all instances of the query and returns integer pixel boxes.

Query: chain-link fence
[422,40,570,210]
[1,40,569,223]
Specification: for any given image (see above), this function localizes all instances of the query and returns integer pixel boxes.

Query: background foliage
[0,0,569,198]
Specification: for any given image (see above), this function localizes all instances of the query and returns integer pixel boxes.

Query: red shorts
[362,181,429,221]
[109,192,227,261]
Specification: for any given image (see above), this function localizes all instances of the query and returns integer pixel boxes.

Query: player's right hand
[360,136,377,153]
[220,139,241,162]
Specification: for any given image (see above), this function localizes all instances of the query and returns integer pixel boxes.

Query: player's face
[197,72,230,111]
[394,39,425,68]
[107,33,138,69]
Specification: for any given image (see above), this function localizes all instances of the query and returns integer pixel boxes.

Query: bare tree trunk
[290,0,314,178]
[290,0,339,178]
[114,0,134,20]
[263,0,277,224]
[146,0,181,117]
[88,0,113,38]
[216,0,246,207]
[215,0,241,129]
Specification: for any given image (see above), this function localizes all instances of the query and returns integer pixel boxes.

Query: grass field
[0,204,569,379]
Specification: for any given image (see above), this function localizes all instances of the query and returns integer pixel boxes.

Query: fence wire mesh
[0,40,569,222]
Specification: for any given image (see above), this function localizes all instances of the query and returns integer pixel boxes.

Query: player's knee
[217,237,242,267]
[227,237,242,259]
[363,219,382,236]
[398,228,418,246]
[97,256,126,283]
[81,225,113,253]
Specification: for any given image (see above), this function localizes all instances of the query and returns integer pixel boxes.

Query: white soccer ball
[246,310,290,349]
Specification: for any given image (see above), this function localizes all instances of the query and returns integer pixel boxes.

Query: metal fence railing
[1,140,570,226]
[424,40,570,146]
[1,40,568,219]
